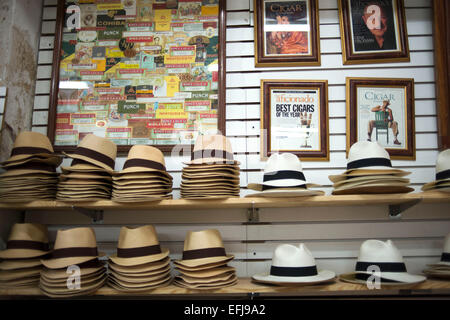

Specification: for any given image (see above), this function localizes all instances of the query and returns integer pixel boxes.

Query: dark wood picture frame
[48,0,227,154]
[260,79,329,161]
[253,0,321,67]
[338,0,410,65]
[346,77,415,160]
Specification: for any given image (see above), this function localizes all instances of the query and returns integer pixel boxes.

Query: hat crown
[13,131,53,152]
[272,244,316,268]
[183,229,225,251]
[443,233,450,253]
[358,239,403,263]
[53,227,98,250]
[117,225,160,249]
[193,134,233,154]
[436,149,450,175]
[78,134,117,160]
[348,141,390,163]
[7,223,49,243]
[126,145,165,166]
[264,153,303,173]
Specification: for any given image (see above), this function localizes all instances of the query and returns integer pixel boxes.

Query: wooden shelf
[1,278,450,299]
[0,192,448,211]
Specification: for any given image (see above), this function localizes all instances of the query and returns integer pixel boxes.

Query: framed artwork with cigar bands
[260,80,329,161]
[48,0,226,152]
[253,0,321,67]
[338,0,410,65]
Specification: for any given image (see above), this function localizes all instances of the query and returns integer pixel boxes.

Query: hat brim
[107,276,172,292]
[0,267,42,281]
[108,273,172,289]
[108,257,170,274]
[110,265,171,278]
[252,270,336,285]
[109,248,169,267]
[174,259,230,271]
[0,259,43,271]
[178,266,236,278]
[62,153,114,173]
[0,169,57,178]
[1,156,62,168]
[39,276,107,298]
[0,248,51,260]
[176,271,235,284]
[1,153,58,165]
[339,272,426,285]
[329,170,411,183]
[422,179,450,191]
[174,254,234,268]
[333,176,410,188]
[332,185,414,195]
[185,158,240,166]
[247,181,320,191]
[116,167,172,179]
[173,277,238,290]
[245,189,325,198]
[41,255,104,270]
[109,269,171,283]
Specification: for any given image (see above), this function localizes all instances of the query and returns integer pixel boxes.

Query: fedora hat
[174,229,234,268]
[185,134,240,165]
[422,149,450,191]
[109,256,170,274]
[0,259,42,271]
[0,132,60,165]
[427,233,450,267]
[41,227,104,269]
[0,224,51,259]
[329,141,410,183]
[116,145,172,178]
[109,225,169,266]
[63,134,117,172]
[252,244,336,285]
[339,239,426,285]
[174,276,237,290]
[247,153,323,197]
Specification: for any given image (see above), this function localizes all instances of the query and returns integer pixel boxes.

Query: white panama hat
[246,153,323,197]
[252,244,335,285]
[340,239,426,285]
[428,233,450,267]
[329,141,410,183]
[422,149,450,192]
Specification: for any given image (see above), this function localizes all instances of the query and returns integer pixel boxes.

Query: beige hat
[0,267,43,281]
[185,134,240,165]
[109,269,171,284]
[0,224,51,259]
[174,276,238,289]
[108,273,172,289]
[108,256,170,274]
[178,266,235,278]
[174,259,230,271]
[39,276,107,298]
[110,265,171,278]
[332,184,414,195]
[0,132,60,165]
[175,229,234,268]
[0,259,42,271]
[41,227,104,269]
[107,276,172,292]
[61,159,111,174]
[63,134,117,172]
[109,225,170,266]
[176,272,235,284]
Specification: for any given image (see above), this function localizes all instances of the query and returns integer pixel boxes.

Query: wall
[25,0,449,278]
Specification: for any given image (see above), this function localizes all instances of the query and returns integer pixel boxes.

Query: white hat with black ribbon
[422,149,450,192]
[246,153,324,197]
[252,243,336,285]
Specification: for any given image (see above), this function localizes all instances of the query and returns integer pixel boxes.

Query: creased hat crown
[272,244,316,268]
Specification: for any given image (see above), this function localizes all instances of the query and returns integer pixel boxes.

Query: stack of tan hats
[173,229,237,289]
[181,135,240,199]
[107,225,172,292]
[0,132,62,202]
[422,149,450,193]
[0,223,51,289]
[423,233,450,279]
[57,134,117,201]
[112,146,173,202]
[40,227,107,298]
[329,141,413,195]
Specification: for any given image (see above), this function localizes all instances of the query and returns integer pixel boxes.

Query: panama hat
[422,149,450,191]
[61,159,111,174]
[252,244,336,285]
[329,141,410,183]
[63,134,117,172]
[0,259,42,271]
[174,229,234,268]
[109,225,169,266]
[108,276,172,292]
[246,153,323,197]
[0,224,51,259]
[185,134,240,165]
[179,266,235,278]
[41,227,104,269]
[39,276,107,298]
[339,239,426,285]
[115,145,172,177]
[427,233,450,267]
[174,276,237,290]
[175,272,235,285]
[0,132,60,165]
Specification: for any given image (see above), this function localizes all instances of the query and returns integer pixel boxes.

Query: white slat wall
[28,0,450,279]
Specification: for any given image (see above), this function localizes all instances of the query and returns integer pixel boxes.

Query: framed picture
[260,80,329,161]
[338,0,409,65]
[253,0,320,67]
[48,0,227,153]
[346,77,415,160]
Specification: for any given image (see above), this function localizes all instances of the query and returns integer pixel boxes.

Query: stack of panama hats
[0,132,62,202]
[57,134,117,201]
[329,141,413,195]
[40,227,107,298]
[422,149,450,192]
[181,134,240,199]
[173,229,237,289]
[107,225,172,292]
[112,146,173,202]
[252,244,335,285]
[339,239,426,286]
[422,233,450,279]
[246,153,324,197]
[0,224,51,289]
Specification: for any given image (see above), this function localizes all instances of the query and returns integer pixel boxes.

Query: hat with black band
[185,134,240,165]
[422,149,450,192]
[339,239,426,285]
[252,244,336,284]
[0,223,51,259]
[109,225,170,266]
